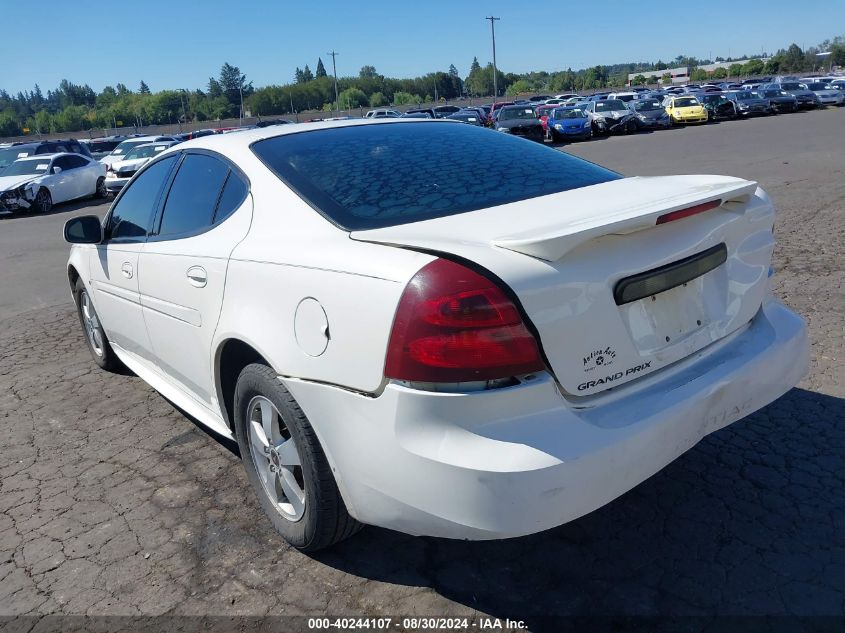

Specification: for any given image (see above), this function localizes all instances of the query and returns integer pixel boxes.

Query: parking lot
[0,108,843,629]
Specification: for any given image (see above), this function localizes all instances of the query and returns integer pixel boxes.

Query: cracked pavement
[0,108,843,630]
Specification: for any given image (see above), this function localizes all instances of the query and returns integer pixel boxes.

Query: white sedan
[105,141,178,193]
[64,120,808,551]
[0,153,107,214]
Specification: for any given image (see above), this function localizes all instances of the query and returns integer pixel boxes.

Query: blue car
[546,106,592,142]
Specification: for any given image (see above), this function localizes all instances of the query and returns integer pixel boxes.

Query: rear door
[138,151,252,407]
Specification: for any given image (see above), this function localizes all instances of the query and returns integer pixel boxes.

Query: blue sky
[3,0,843,95]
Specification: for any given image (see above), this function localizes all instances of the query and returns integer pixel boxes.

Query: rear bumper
[283,299,808,540]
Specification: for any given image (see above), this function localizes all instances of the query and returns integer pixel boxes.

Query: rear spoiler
[492,178,759,261]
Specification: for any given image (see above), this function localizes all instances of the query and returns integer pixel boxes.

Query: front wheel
[33,187,52,213]
[233,364,362,552]
[74,278,121,371]
[95,177,108,199]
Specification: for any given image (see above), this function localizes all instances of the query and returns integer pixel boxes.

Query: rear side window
[108,156,177,240]
[214,172,248,222]
[252,123,620,230]
[157,154,229,237]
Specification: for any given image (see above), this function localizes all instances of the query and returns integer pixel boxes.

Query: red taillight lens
[656,198,721,225]
[385,259,544,382]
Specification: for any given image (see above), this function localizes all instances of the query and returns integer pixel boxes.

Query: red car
[534,104,557,134]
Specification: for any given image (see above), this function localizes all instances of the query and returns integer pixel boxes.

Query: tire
[233,363,362,552]
[625,119,637,134]
[33,187,52,213]
[74,278,121,371]
[94,177,108,199]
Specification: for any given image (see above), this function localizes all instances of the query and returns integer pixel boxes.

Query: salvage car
[545,106,592,141]
[105,141,178,193]
[757,89,798,113]
[801,82,844,106]
[584,99,637,134]
[101,135,178,167]
[494,105,544,141]
[763,82,819,109]
[0,139,93,174]
[64,119,808,551]
[445,110,485,125]
[664,96,708,124]
[698,94,739,120]
[628,98,673,129]
[726,91,772,116]
[1,153,106,214]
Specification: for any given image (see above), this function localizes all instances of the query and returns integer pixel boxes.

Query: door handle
[121,262,133,279]
[186,266,207,288]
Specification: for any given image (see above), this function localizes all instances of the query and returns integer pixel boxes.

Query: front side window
[157,154,229,237]
[252,122,620,230]
[108,156,176,240]
[65,155,89,169]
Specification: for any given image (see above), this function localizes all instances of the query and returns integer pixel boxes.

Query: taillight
[384,259,544,383]
[656,199,721,225]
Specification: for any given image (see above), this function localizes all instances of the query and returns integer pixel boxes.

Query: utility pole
[485,16,500,100]
[328,50,340,115]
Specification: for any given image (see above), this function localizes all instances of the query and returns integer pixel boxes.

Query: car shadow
[295,387,843,630]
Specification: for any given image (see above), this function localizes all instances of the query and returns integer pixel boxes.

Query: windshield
[780,83,801,91]
[252,123,620,230]
[632,100,662,111]
[594,100,626,112]
[702,95,726,104]
[498,108,537,121]
[0,147,34,170]
[2,159,51,177]
[673,97,699,107]
[110,139,153,156]
[614,94,635,102]
[87,140,121,153]
[552,108,585,119]
[806,83,828,90]
[123,145,169,161]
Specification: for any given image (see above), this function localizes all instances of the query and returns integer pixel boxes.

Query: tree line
[1,36,843,137]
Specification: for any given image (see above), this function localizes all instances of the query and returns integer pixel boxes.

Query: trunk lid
[351,175,775,396]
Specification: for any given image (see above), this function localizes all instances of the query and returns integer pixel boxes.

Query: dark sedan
[726,91,772,116]
[764,82,819,109]
[629,99,673,129]
[758,89,798,113]
[493,105,545,141]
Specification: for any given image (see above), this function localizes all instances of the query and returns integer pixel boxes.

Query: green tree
[448,64,459,77]
[728,63,744,77]
[742,59,764,76]
[338,87,368,108]
[690,68,709,81]
[139,80,150,94]
[116,83,131,96]
[316,58,327,78]
[631,74,647,85]
[302,65,314,82]
[369,92,388,107]
[505,79,532,96]
[661,72,673,84]
[0,112,22,137]
[784,44,804,71]
[712,67,728,79]
[392,91,419,105]
[359,65,379,79]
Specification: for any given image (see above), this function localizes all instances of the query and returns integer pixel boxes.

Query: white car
[64,120,808,551]
[105,141,178,193]
[100,135,177,167]
[0,153,107,214]
[364,109,401,119]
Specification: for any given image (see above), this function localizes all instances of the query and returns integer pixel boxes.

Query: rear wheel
[233,364,362,552]
[33,187,52,213]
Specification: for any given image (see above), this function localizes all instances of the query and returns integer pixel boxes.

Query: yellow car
[665,96,709,124]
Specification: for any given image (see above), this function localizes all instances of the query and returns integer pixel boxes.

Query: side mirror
[64,215,103,244]
[52,166,62,174]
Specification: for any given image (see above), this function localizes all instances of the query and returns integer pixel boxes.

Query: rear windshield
[252,122,620,230]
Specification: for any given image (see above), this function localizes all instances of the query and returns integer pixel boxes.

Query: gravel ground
[0,108,843,631]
